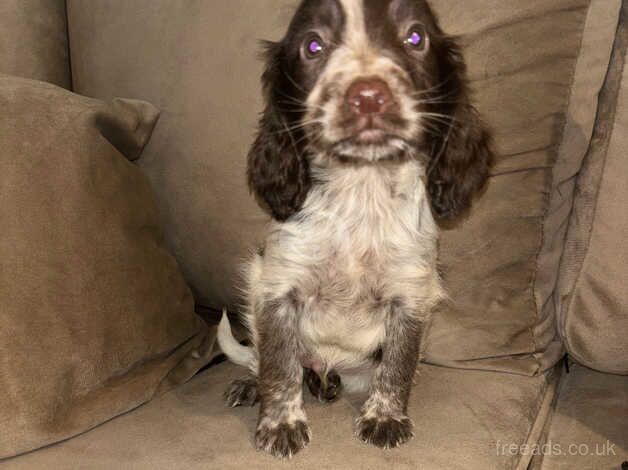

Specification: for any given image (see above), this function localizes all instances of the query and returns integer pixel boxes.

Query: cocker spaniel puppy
[218,0,493,459]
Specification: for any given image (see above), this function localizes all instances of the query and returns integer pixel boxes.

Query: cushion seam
[514,366,562,470]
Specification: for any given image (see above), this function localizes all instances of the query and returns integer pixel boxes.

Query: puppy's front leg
[356,300,421,449]
[255,295,310,459]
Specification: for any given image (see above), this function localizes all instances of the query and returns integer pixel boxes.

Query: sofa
[1,1,627,469]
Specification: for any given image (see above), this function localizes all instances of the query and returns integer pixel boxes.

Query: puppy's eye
[404,24,427,51]
[303,34,325,59]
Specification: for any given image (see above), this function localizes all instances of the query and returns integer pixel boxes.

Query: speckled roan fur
[219,0,493,459]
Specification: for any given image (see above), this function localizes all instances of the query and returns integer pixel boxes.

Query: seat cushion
[0,75,215,459]
[536,364,628,470]
[3,362,559,470]
[557,4,628,375]
[65,0,620,375]
[0,0,70,88]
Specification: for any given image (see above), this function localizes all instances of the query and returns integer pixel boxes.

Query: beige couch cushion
[0,0,70,88]
[423,0,620,375]
[0,75,215,459]
[557,6,628,375]
[3,362,559,470]
[66,0,294,309]
[65,0,620,375]
[537,364,628,470]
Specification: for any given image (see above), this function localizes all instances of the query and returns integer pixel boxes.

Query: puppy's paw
[355,414,414,449]
[224,377,258,407]
[305,368,343,403]
[255,420,311,459]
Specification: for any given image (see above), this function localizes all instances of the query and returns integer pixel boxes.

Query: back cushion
[0,75,214,459]
[423,0,620,374]
[66,0,620,375]
[67,0,291,309]
[557,7,628,375]
[0,0,70,88]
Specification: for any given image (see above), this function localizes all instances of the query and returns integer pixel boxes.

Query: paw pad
[255,421,311,459]
[356,415,414,449]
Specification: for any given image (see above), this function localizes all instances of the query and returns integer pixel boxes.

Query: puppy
[218,0,493,458]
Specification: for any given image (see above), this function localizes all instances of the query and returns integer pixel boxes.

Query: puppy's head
[248,0,493,222]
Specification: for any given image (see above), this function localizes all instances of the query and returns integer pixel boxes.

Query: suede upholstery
[3,362,559,470]
[537,364,628,470]
[0,0,70,88]
[66,0,293,310]
[423,0,620,375]
[0,75,215,459]
[557,5,628,375]
[66,0,621,375]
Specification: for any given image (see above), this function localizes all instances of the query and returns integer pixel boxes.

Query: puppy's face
[296,0,439,162]
[249,0,493,221]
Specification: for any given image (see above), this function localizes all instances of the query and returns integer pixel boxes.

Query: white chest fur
[246,160,442,374]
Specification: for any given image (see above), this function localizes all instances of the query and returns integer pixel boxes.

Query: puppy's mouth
[349,115,407,144]
[308,120,414,162]
[328,111,413,156]
[329,133,413,162]
[354,127,388,145]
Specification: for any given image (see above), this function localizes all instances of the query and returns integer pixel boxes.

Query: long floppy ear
[426,37,494,223]
[247,42,311,222]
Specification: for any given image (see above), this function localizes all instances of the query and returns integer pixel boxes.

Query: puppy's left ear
[426,38,494,223]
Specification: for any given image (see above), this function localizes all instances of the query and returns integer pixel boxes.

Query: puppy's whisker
[410,85,458,98]
[273,89,316,108]
[279,104,326,115]
[294,132,316,148]
[421,111,455,117]
[420,121,444,134]
[421,117,456,126]
[421,113,459,124]
[282,70,309,96]
[267,120,322,136]
[417,74,459,95]
[276,95,311,107]
[303,129,325,151]
[410,81,450,98]
[416,93,462,105]
[274,94,326,114]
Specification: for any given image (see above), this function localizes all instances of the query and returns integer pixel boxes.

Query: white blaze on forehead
[339,0,369,49]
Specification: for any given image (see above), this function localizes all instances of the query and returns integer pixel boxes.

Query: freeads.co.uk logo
[496,439,617,457]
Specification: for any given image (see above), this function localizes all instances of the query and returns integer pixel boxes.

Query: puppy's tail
[217,309,258,375]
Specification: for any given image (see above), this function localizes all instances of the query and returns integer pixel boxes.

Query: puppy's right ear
[247,42,311,222]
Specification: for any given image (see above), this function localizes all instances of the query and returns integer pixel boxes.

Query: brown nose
[345,79,393,116]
